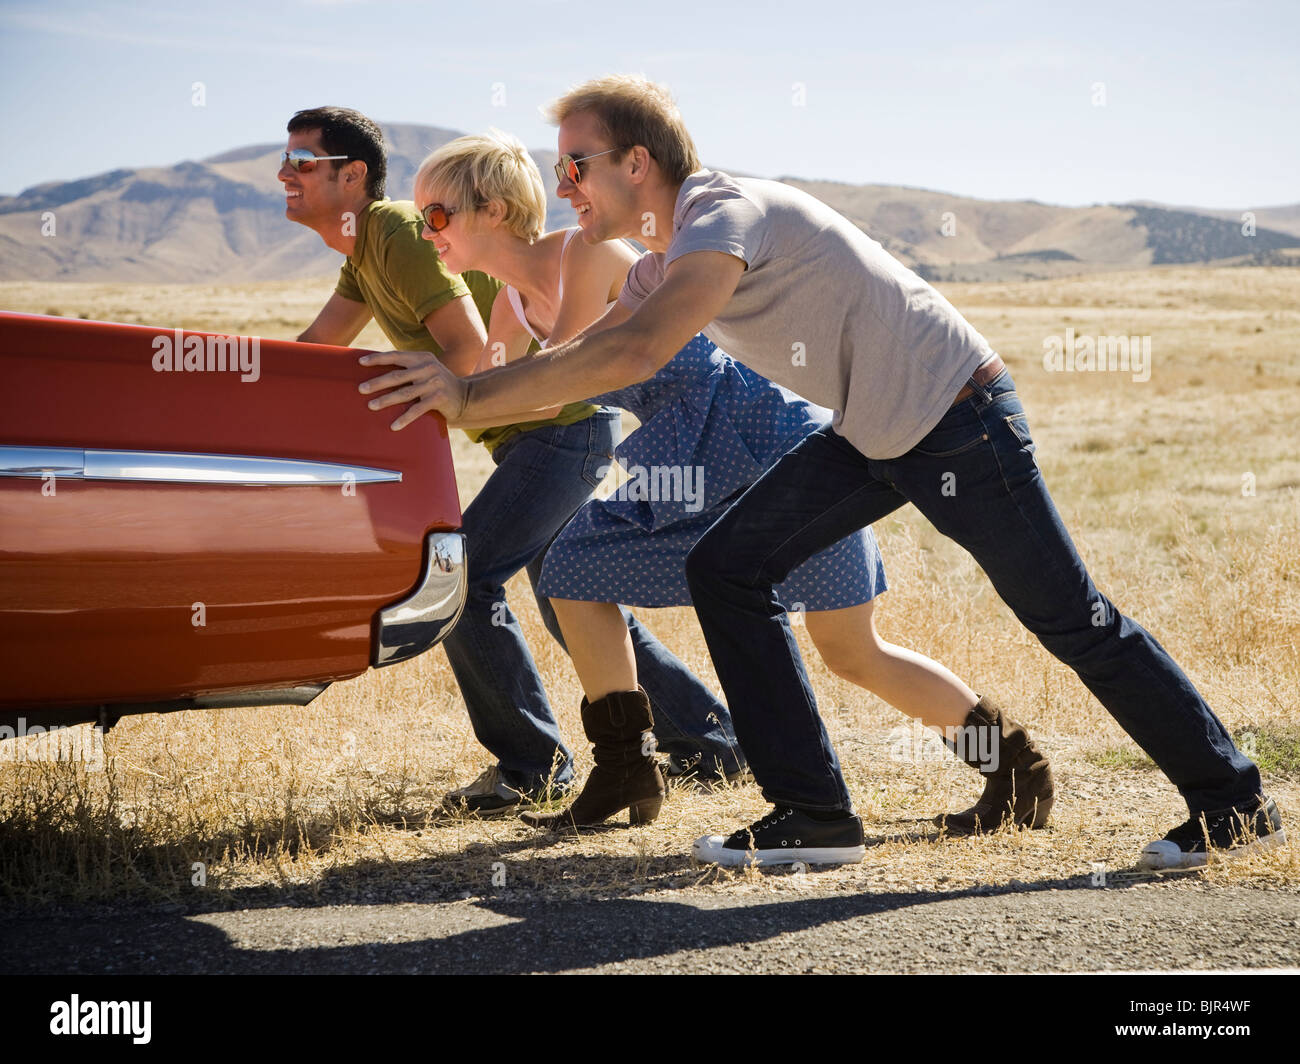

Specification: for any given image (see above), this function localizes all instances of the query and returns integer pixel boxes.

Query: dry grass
[2,266,1298,905]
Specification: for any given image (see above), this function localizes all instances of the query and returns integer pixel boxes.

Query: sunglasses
[280,148,351,172]
[554,146,623,185]
[418,202,477,233]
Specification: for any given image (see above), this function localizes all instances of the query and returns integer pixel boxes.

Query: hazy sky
[1,0,1296,207]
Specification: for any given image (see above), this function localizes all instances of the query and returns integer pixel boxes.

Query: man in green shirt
[280,107,741,816]
[283,108,493,367]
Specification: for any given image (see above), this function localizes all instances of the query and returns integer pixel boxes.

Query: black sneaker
[1139,797,1286,870]
[693,805,865,867]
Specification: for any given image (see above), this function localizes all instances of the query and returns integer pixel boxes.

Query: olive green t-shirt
[336,198,596,452]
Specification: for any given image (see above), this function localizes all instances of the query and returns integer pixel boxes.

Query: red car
[0,311,466,732]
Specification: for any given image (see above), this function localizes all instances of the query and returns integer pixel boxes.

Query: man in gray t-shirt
[619,168,993,460]
[361,76,1281,873]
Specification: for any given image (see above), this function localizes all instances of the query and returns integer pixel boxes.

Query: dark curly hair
[287,107,387,199]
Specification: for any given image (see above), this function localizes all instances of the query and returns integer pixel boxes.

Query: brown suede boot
[520,687,666,832]
[936,696,1054,835]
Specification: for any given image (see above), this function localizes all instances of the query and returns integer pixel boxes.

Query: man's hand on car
[359,351,469,430]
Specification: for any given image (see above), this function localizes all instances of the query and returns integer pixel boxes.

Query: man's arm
[298,292,373,345]
[359,287,636,429]
[463,251,743,421]
[421,292,487,377]
[360,251,744,430]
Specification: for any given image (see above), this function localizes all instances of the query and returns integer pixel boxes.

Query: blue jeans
[685,368,1261,817]
[441,412,742,795]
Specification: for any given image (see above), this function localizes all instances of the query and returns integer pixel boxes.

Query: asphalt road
[3,883,1298,974]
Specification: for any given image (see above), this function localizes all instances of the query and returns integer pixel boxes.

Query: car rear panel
[0,312,462,709]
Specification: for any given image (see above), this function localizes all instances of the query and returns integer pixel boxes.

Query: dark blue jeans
[685,369,1261,816]
[442,412,742,795]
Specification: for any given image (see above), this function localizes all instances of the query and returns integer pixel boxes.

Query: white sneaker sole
[693,835,865,867]
[1138,828,1287,870]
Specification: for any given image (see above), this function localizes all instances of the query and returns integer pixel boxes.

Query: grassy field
[1,266,1298,905]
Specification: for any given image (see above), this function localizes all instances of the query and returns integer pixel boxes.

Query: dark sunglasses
[554,146,623,185]
[281,148,351,172]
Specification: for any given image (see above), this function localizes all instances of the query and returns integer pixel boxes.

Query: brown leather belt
[950,354,1006,407]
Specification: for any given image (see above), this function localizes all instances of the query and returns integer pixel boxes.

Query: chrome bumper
[374,531,467,667]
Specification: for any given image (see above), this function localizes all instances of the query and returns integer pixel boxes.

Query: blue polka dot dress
[538,334,887,610]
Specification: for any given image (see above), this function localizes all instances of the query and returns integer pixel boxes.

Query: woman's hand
[358,351,469,431]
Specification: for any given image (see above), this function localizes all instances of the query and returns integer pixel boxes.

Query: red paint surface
[0,312,462,707]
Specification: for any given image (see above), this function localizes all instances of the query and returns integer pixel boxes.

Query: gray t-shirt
[619,170,993,459]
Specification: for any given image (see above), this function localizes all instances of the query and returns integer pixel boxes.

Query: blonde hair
[414,129,547,242]
[544,75,700,184]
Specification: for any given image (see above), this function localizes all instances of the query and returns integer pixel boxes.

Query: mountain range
[1,122,1296,284]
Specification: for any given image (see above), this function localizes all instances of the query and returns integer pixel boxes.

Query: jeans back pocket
[910,406,990,458]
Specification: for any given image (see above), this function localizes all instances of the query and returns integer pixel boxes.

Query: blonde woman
[374,131,743,819]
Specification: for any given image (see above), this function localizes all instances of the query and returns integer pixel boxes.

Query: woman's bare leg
[803,598,977,730]
[550,598,637,701]
[805,597,1055,832]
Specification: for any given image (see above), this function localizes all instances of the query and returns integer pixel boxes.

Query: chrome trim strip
[0,445,84,478]
[83,450,402,485]
[0,445,401,485]
[374,531,467,667]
